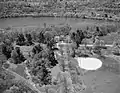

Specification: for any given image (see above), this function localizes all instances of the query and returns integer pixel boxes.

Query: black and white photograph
[0,0,120,93]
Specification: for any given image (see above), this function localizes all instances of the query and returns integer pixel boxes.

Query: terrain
[0,16,120,93]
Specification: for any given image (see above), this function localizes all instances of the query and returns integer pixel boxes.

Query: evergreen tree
[71,30,85,48]
[38,31,45,43]
[11,47,26,64]
[29,58,52,87]
[25,33,34,46]
[16,33,25,46]
[1,39,13,59]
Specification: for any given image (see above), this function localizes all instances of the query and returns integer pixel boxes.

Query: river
[0,17,118,29]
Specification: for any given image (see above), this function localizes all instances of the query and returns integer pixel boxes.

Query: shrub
[70,29,85,47]
[29,58,52,86]
[32,44,43,56]
[25,33,34,46]
[97,24,117,36]
[38,31,45,43]
[16,33,26,46]
[3,63,10,69]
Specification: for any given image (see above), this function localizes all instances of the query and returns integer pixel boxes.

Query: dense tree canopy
[11,47,26,64]
[25,33,34,46]
[28,43,58,86]
[1,39,14,60]
[70,29,85,48]
[16,33,26,46]
[28,57,52,86]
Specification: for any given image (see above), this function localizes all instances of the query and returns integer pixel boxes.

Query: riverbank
[1,1,120,23]
[1,13,120,22]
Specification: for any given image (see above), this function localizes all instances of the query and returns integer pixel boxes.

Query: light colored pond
[76,57,102,70]
[51,57,103,78]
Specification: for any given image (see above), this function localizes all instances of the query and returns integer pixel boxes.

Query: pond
[76,57,102,70]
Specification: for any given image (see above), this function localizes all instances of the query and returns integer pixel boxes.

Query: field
[51,56,120,93]
[100,32,120,44]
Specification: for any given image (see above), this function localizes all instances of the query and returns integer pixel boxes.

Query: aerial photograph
[0,0,120,93]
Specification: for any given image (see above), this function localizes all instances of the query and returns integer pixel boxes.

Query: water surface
[77,57,102,70]
[0,17,117,29]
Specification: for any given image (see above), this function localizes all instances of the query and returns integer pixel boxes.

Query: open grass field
[51,56,120,93]
[82,70,119,93]
[10,64,28,79]
[100,32,120,44]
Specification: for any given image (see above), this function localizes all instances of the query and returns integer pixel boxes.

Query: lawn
[51,56,120,93]
[9,63,28,79]
[100,32,120,44]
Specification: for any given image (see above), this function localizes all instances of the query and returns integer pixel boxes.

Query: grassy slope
[10,64,28,79]
[82,56,120,93]
[51,56,120,93]
[100,32,120,44]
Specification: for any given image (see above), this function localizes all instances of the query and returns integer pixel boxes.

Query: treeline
[0,23,118,45]
[0,23,118,60]
[1,1,120,19]
[103,8,120,14]
[0,2,36,18]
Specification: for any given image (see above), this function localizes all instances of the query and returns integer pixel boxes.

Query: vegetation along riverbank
[0,1,120,22]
